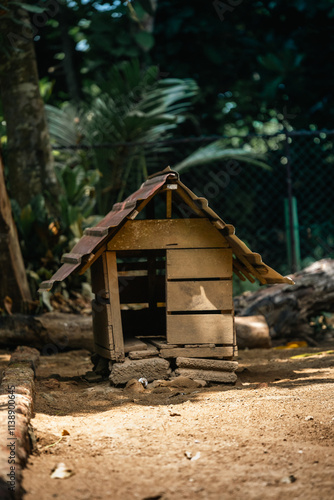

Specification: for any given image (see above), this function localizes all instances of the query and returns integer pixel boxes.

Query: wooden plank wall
[107,219,229,250]
[166,248,234,346]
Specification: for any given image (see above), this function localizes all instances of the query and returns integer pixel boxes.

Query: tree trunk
[0,2,58,210]
[0,147,32,311]
[234,259,334,342]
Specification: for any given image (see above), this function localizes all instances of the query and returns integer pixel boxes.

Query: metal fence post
[284,131,301,273]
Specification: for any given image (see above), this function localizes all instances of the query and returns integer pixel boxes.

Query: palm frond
[173,140,271,173]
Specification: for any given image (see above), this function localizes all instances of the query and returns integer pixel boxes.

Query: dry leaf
[62,429,70,436]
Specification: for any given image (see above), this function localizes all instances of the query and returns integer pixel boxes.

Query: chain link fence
[47,128,334,282]
[143,130,334,278]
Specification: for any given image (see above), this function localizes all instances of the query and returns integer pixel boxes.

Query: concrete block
[109,357,171,385]
[176,357,238,372]
[175,368,237,384]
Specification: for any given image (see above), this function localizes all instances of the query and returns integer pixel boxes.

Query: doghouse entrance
[118,250,166,339]
[91,250,167,360]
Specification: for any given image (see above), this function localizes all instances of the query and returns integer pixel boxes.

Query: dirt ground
[16,344,334,500]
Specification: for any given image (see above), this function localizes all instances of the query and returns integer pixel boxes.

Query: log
[0,312,94,353]
[235,315,271,349]
[234,259,334,341]
[0,312,271,352]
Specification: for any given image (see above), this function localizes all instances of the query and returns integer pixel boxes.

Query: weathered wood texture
[124,337,148,353]
[107,219,229,250]
[234,259,334,341]
[105,251,124,360]
[91,257,108,299]
[0,148,32,312]
[92,252,125,361]
[92,300,110,357]
[0,313,94,352]
[159,346,234,358]
[128,346,159,359]
[166,247,233,345]
[166,248,232,279]
[167,280,232,311]
[167,314,234,345]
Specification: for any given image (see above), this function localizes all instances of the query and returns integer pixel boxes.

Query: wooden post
[105,251,124,361]
[0,147,31,311]
[166,189,172,218]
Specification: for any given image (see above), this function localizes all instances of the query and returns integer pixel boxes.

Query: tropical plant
[46,59,272,214]
[55,163,100,243]
[173,139,270,173]
[46,59,199,212]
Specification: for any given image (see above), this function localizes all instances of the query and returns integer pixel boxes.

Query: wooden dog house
[40,168,293,366]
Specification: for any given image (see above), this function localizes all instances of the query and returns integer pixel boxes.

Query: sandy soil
[21,345,334,500]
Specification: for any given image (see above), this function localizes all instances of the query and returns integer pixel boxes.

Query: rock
[124,379,146,393]
[175,368,237,384]
[193,379,207,387]
[165,376,203,389]
[176,357,238,372]
[109,358,171,385]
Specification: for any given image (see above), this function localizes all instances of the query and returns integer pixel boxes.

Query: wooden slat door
[166,248,234,346]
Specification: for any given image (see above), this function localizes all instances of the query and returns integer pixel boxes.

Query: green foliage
[9,161,100,286]
[10,194,58,266]
[11,2,45,14]
[55,163,100,240]
[39,77,54,102]
[153,0,334,132]
[46,60,199,212]
[173,140,271,173]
